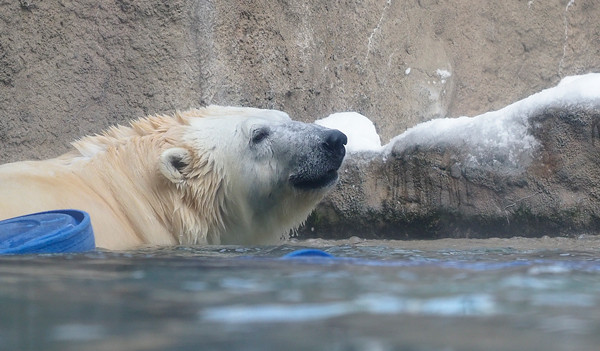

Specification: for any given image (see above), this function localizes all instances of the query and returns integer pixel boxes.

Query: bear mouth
[289,169,339,190]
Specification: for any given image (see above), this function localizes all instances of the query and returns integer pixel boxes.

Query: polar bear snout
[322,129,348,160]
[288,128,347,190]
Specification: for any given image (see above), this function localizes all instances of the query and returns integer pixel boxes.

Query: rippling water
[2,237,600,351]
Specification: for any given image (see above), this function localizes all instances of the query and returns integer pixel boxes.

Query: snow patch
[317,74,600,165]
[315,112,382,153]
[385,73,600,167]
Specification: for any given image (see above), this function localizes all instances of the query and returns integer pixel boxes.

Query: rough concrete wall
[1,0,599,163]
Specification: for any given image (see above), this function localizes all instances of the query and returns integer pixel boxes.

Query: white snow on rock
[384,73,600,167]
[315,74,600,165]
[315,112,382,153]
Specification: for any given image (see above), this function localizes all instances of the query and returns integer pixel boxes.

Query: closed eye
[251,127,270,144]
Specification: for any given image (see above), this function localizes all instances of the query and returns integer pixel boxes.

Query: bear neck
[70,130,214,246]
[72,138,174,244]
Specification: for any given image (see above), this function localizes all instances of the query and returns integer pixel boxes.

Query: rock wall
[300,105,600,239]
[1,0,599,163]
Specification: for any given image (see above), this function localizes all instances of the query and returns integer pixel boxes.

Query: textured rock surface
[299,106,600,239]
[1,0,599,163]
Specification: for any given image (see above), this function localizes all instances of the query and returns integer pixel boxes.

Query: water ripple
[200,293,497,323]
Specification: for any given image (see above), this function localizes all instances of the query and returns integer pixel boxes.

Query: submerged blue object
[283,248,334,258]
[0,210,95,254]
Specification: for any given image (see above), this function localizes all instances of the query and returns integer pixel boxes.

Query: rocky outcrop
[300,102,600,239]
[1,1,599,163]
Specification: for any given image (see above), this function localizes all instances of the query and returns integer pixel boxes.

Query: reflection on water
[1,238,600,351]
[201,293,497,323]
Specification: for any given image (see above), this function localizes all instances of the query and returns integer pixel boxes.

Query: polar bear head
[156,106,347,245]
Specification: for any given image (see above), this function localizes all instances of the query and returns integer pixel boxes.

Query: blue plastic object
[282,248,334,258]
[0,210,95,254]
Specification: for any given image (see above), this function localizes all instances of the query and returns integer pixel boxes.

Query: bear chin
[289,169,339,190]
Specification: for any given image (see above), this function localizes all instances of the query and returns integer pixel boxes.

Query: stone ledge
[299,106,600,239]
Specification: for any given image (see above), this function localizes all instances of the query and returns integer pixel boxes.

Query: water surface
[2,236,600,350]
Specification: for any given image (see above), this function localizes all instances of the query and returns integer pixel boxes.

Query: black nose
[322,129,347,157]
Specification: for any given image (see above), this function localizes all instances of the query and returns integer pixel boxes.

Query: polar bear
[0,106,347,249]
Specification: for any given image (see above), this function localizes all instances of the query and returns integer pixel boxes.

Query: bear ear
[159,147,191,183]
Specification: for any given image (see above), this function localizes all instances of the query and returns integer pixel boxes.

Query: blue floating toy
[283,248,334,258]
[0,210,95,254]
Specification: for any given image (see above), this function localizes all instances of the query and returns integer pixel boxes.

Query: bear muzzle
[289,129,347,190]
